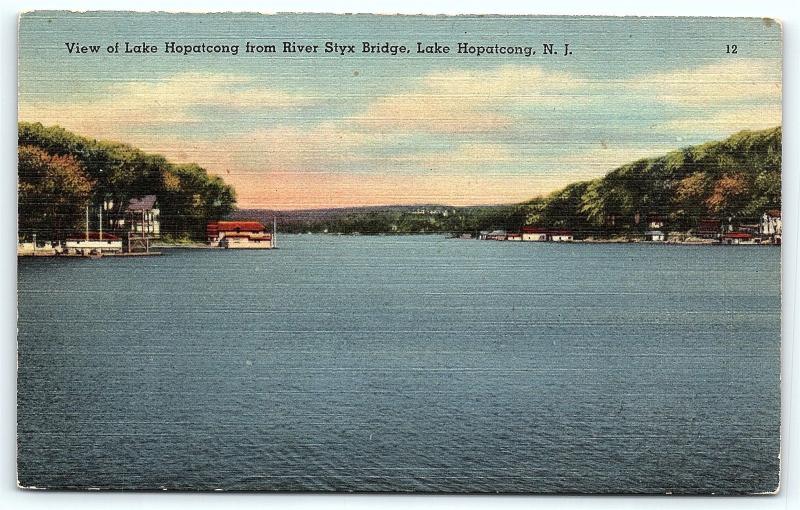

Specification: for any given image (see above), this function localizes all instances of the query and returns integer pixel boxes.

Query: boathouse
[644,230,665,242]
[207,220,274,249]
[65,232,123,255]
[522,226,547,241]
[721,232,755,245]
[506,232,523,241]
[548,230,574,242]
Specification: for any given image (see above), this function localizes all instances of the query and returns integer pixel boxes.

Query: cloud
[353,65,583,134]
[625,59,781,106]
[18,60,783,209]
[18,71,313,139]
[658,104,782,134]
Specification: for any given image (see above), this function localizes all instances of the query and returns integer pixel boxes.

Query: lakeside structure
[18,194,163,257]
[476,209,781,245]
[65,232,123,255]
[206,220,275,249]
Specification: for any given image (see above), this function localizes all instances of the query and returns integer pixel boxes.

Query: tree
[706,173,749,218]
[18,145,93,241]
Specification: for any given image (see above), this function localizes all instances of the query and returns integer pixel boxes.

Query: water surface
[17,235,781,493]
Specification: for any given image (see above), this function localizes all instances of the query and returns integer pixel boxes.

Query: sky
[17,13,782,210]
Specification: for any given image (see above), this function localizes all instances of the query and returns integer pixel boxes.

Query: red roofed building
[522,226,548,242]
[721,232,757,245]
[207,220,274,249]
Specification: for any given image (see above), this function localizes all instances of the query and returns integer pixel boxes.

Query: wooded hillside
[18,122,236,240]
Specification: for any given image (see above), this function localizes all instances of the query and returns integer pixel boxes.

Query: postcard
[16,12,782,494]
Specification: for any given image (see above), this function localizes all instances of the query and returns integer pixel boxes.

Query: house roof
[224,233,272,239]
[522,226,548,233]
[126,195,158,211]
[549,230,573,236]
[723,232,753,239]
[208,220,266,233]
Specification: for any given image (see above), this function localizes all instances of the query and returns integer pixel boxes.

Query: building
[721,232,756,245]
[207,220,274,249]
[549,230,574,242]
[644,230,665,242]
[522,226,548,241]
[761,210,782,244]
[125,195,160,237]
[506,232,523,241]
[485,230,507,241]
[221,233,273,249]
[65,232,123,255]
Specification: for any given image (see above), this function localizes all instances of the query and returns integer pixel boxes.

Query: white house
[644,230,665,242]
[549,230,574,242]
[522,226,548,241]
[760,210,781,243]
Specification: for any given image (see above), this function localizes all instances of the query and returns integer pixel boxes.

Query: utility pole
[85,205,89,241]
[273,216,278,248]
[99,206,103,240]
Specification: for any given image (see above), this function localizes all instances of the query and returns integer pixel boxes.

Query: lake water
[16,235,781,493]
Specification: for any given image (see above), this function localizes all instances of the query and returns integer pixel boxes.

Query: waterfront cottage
[548,230,574,242]
[644,230,665,242]
[522,226,548,241]
[207,220,274,249]
[506,232,523,241]
[721,232,756,245]
[485,230,507,241]
[125,195,160,237]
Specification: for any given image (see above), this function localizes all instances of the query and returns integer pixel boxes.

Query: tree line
[18,122,236,241]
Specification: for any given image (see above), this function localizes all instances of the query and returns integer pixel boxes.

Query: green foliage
[524,127,781,235]
[18,145,94,240]
[18,122,236,240]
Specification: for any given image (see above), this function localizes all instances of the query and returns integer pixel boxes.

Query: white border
[2,1,797,509]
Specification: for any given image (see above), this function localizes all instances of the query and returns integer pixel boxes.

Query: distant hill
[234,204,517,234]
